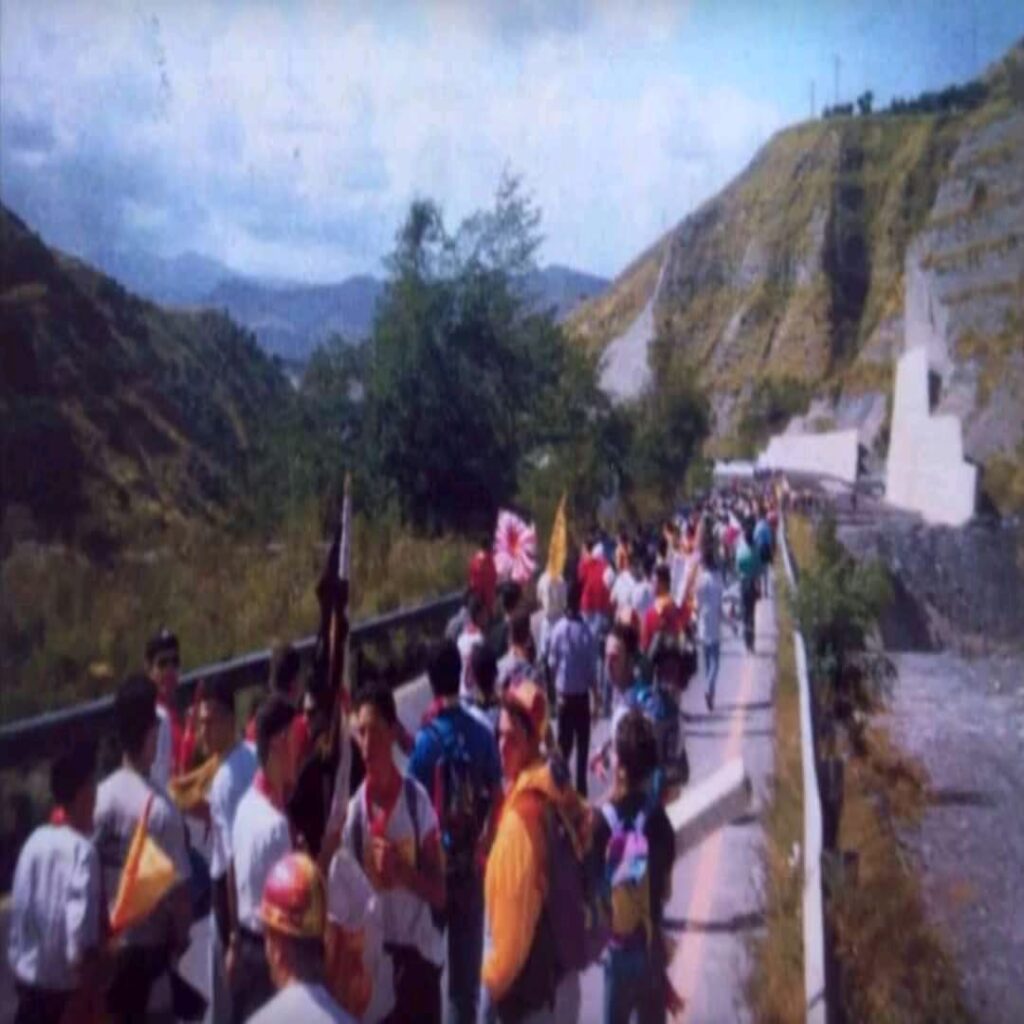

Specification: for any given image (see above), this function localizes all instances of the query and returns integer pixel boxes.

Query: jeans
[446,873,485,1024]
[603,947,664,1024]
[557,693,591,796]
[702,641,721,703]
[583,613,610,715]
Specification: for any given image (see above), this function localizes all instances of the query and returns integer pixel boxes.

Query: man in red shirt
[641,564,688,654]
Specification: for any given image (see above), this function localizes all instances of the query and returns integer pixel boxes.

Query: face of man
[268,726,297,792]
[498,708,534,783]
[605,637,632,689]
[148,648,180,700]
[354,704,395,778]
[198,699,233,758]
[71,779,97,834]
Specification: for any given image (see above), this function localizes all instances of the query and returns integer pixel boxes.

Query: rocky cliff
[571,40,1024,511]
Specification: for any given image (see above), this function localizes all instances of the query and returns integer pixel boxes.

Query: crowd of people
[7,485,781,1024]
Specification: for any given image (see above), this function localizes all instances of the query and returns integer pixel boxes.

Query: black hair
[203,674,236,716]
[500,581,523,616]
[145,628,179,664]
[50,743,96,807]
[566,579,583,616]
[611,621,639,660]
[115,674,158,757]
[615,709,658,787]
[271,643,302,698]
[654,563,671,588]
[256,694,297,766]
[467,591,488,624]
[427,639,462,698]
[509,610,532,648]
[352,682,398,728]
[471,643,498,697]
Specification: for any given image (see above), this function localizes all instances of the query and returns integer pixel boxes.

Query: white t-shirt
[669,552,688,606]
[630,579,655,619]
[94,766,192,948]
[695,568,724,644]
[151,705,174,790]
[247,981,356,1024]
[208,741,258,880]
[231,783,292,933]
[610,571,636,614]
[327,849,395,1024]
[8,825,101,990]
[457,626,485,702]
[343,777,444,967]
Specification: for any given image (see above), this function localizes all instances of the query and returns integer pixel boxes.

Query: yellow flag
[168,754,220,813]
[546,493,568,580]
[109,795,178,934]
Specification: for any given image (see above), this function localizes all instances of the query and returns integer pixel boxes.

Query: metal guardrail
[779,508,830,1024]
[0,590,462,770]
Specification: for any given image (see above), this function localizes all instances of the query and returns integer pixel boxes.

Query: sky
[2,0,1022,283]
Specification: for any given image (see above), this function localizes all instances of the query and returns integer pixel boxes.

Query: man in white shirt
[229,695,296,1023]
[94,675,193,1023]
[344,684,446,1024]
[198,676,257,1022]
[146,629,182,790]
[8,744,104,1024]
[695,546,725,711]
[248,851,355,1024]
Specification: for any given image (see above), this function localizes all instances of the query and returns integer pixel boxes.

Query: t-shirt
[327,848,394,1024]
[94,766,192,949]
[630,579,655,619]
[669,552,689,607]
[343,777,444,967]
[8,824,101,990]
[246,982,356,1024]
[579,554,612,616]
[208,741,258,880]
[610,571,636,614]
[231,783,292,933]
[407,706,501,858]
[457,625,485,702]
[152,704,174,790]
[593,792,675,940]
[695,568,724,645]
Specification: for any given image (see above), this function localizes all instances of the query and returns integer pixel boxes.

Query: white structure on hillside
[757,429,859,485]
[885,346,976,525]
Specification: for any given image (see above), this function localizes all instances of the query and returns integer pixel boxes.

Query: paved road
[0,591,777,1023]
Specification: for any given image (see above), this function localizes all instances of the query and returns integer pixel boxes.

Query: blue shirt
[407,705,501,807]
[547,615,598,697]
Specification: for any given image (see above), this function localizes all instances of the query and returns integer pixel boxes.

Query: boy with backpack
[408,641,502,1024]
[594,710,680,1024]
[483,682,601,1024]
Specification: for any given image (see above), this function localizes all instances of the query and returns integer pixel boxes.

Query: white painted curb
[779,510,829,1024]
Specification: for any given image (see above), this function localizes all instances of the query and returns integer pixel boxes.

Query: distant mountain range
[84,246,608,363]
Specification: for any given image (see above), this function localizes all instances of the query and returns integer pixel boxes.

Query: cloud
[0,0,782,281]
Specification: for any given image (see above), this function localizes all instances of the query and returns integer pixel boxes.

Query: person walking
[229,696,297,1023]
[482,682,592,1024]
[94,675,193,1023]
[546,580,597,796]
[247,851,356,1023]
[496,611,535,694]
[145,629,184,788]
[8,744,106,1024]
[409,641,502,1024]
[735,519,762,654]
[343,685,446,1024]
[694,545,724,711]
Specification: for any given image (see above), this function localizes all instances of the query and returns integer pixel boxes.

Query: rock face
[839,518,1024,652]
[571,39,1024,511]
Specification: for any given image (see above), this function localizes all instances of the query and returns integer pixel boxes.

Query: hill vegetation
[568,39,1024,511]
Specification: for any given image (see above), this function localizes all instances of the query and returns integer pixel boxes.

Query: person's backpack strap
[351,788,366,868]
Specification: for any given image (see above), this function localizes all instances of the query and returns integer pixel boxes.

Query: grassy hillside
[1,205,291,545]
[571,39,1024,494]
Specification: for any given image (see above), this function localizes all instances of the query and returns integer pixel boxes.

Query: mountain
[204,264,607,362]
[85,244,236,306]
[570,39,1024,513]
[0,205,291,544]
[203,275,384,361]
